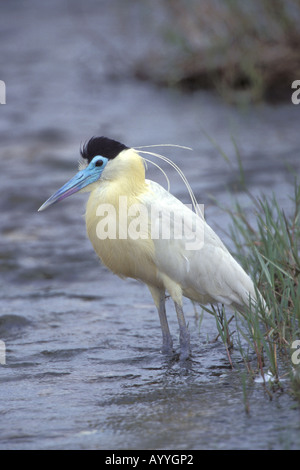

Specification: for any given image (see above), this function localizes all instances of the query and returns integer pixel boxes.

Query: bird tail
[233,286,269,317]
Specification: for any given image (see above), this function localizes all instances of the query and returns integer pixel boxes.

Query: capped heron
[39,136,264,360]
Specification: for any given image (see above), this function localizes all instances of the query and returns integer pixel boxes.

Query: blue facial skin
[38,156,109,212]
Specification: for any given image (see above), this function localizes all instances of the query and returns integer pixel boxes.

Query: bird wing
[141,180,256,309]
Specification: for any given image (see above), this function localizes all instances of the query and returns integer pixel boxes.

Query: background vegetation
[137,0,300,104]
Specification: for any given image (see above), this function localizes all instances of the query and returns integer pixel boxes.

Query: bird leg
[174,302,191,360]
[157,291,173,355]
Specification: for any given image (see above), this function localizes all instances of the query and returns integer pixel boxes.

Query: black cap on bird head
[80,136,128,164]
[38,136,130,212]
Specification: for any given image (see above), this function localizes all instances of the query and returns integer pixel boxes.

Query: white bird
[39,136,264,360]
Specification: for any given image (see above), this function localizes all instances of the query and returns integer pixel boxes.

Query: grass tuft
[199,149,299,407]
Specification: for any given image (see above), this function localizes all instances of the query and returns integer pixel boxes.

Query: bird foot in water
[179,329,191,361]
[179,347,191,361]
[160,338,174,356]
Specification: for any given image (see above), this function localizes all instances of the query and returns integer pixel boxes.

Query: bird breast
[85,181,161,288]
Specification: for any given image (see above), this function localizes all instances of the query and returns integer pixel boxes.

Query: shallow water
[0,0,300,450]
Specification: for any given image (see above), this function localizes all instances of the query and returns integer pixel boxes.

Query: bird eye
[95,159,103,167]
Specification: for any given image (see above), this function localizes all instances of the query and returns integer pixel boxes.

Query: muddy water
[0,0,300,450]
